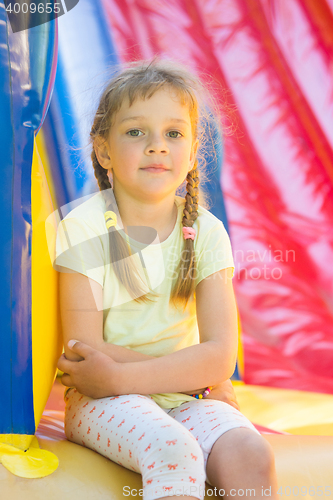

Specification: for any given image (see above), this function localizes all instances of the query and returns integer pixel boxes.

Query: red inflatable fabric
[101,0,333,394]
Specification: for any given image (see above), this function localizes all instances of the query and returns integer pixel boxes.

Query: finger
[67,339,93,359]
[57,355,73,373]
[61,373,73,387]
[57,353,67,364]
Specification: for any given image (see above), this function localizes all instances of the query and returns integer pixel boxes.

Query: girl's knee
[224,429,276,473]
[242,432,275,470]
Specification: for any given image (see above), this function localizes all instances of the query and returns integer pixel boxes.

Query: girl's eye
[127,129,143,137]
[168,131,182,138]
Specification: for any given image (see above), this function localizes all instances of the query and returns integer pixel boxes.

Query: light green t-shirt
[55,191,235,408]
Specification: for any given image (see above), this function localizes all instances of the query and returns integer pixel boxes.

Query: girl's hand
[204,379,240,411]
[57,340,120,399]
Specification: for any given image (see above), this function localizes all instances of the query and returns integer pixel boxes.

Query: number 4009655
[5,2,61,14]
[277,486,331,496]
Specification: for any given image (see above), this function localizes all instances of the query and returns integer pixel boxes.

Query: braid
[182,161,199,229]
[170,160,199,309]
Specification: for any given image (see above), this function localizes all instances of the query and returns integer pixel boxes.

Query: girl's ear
[189,139,199,170]
[94,137,111,170]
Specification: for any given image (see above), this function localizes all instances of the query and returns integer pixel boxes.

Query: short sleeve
[55,217,105,288]
[195,222,235,287]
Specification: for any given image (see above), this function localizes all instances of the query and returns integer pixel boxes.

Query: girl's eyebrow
[120,115,190,126]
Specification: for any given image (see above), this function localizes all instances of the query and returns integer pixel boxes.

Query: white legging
[64,389,260,500]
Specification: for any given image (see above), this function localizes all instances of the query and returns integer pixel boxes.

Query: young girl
[56,59,278,500]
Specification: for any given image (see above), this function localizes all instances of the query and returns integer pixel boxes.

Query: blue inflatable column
[0,1,57,447]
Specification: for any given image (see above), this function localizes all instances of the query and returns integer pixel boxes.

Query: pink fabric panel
[101,0,333,393]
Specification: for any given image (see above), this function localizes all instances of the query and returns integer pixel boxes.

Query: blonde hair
[90,57,219,310]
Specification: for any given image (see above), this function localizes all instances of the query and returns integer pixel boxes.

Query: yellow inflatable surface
[234,383,333,436]
[2,380,333,500]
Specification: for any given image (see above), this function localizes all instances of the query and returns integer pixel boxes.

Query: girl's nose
[145,134,169,155]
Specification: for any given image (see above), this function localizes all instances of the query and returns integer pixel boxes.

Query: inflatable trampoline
[1,0,333,497]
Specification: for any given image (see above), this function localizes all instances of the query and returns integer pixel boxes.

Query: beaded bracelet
[191,386,213,399]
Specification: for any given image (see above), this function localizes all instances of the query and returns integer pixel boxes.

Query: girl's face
[98,87,198,205]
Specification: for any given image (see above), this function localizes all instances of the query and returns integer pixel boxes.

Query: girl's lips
[142,167,168,173]
[141,164,169,172]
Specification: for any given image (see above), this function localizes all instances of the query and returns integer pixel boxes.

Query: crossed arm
[57,267,239,407]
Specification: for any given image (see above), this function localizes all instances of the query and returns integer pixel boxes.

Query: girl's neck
[113,190,178,244]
